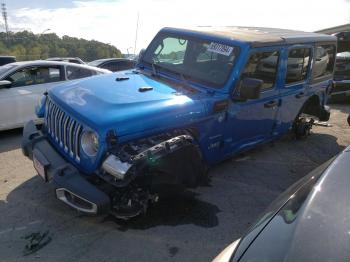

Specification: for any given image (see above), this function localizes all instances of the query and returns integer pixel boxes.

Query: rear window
[66,66,94,80]
[101,61,119,72]
[118,60,135,70]
[312,44,336,80]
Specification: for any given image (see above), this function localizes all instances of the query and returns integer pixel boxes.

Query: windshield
[142,33,238,88]
[0,64,16,75]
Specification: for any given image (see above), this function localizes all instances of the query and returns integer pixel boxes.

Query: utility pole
[133,12,139,56]
[1,3,9,40]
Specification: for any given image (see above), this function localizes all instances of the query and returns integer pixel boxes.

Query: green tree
[0,31,122,62]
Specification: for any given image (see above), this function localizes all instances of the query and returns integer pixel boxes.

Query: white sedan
[0,60,111,131]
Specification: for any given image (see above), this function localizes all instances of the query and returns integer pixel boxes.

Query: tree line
[0,31,122,62]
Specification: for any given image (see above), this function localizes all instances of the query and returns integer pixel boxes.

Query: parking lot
[0,104,349,262]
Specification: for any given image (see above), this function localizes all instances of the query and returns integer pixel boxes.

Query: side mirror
[240,78,263,100]
[0,80,12,89]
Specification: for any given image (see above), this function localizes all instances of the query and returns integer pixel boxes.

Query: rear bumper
[21,120,110,215]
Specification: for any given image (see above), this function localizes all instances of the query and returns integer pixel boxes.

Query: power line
[1,3,9,39]
[133,12,139,55]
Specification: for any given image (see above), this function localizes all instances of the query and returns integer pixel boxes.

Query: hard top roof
[162,27,337,47]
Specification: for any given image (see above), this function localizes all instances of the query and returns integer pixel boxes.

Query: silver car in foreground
[0,60,111,131]
[214,142,350,262]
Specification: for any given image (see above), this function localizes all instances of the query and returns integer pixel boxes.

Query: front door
[224,48,282,156]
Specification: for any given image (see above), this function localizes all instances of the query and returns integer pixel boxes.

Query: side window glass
[36,67,62,84]
[7,68,35,87]
[66,66,93,80]
[48,68,61,82]
[101,62,119,72]
[241,51,279,91]
[285,48,311,84]
[68,59,80,64]
[312,45,336,79]
[118,61,135,70]
[7,66,62,87]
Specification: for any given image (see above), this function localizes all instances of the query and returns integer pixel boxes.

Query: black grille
[45,98,83,162]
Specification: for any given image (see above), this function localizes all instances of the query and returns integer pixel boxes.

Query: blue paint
[38,27,336,174]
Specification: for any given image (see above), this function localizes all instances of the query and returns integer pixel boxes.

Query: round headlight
[81,131,99,157]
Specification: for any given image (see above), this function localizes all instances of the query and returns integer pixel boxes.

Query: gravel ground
[0,104,349,262]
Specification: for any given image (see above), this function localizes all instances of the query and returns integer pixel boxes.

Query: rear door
[0,65,64,129]
[225,48,282,155]
[277,45,313,133]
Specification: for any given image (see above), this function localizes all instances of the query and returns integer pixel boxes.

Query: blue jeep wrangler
[22,27,336,218]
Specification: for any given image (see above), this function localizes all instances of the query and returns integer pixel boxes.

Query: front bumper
[21,121,110,215]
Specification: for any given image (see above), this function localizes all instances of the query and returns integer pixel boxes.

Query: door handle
[264,100,278,108]
[295,92,305,99]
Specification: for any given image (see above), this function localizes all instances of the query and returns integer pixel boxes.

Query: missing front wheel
[294,117,314,139]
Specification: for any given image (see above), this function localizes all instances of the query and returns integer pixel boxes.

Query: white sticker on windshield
[207,42,233,56]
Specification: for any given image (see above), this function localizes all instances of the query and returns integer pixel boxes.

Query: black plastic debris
[22,230,52,256]
[115,77,129,81]
[138,86,153,92]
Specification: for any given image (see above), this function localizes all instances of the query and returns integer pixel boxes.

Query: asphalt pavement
[0,104,349,262]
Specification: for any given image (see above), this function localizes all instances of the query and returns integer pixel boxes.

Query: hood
[49,71,207,137]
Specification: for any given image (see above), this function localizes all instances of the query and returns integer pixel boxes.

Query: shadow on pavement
[102,191,220,230]
[0,128,22,153]
[2,175,220,231]
[329,102,350,115]
[0,132,345,234]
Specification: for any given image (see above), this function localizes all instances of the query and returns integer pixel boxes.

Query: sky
[2,0,350,54]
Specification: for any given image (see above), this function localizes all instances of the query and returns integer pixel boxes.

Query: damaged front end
[97,131,207,219]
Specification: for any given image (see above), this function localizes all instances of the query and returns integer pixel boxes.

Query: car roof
[0,56,15,59]
[47,57,81,60]
[1,60,110,74]
[162,27,337,47]
[90,58,133,64]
